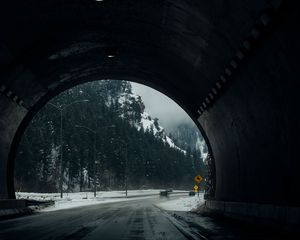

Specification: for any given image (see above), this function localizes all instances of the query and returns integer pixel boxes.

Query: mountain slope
[117,86,185,153]
[168,123,208,160]
[15,80,205,192]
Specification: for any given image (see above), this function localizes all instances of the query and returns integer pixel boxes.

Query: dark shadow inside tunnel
[12,80,215,200]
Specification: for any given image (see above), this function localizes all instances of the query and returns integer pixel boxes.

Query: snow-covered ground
[156,193,204,212]
[16,190,202,212]
[16,190,161,212]
[16,189,203,211]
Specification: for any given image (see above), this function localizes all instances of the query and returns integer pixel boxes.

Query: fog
[131,82,194,132]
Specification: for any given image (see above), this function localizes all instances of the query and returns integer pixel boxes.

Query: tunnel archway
[1,0,299,229]
[9,78,215,199]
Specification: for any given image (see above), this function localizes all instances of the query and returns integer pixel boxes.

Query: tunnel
[0,0,299,230]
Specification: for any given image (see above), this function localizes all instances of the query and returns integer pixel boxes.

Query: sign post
[194,175,203,197]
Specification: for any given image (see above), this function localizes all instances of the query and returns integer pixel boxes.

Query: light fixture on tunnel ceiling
[104,47,118,58]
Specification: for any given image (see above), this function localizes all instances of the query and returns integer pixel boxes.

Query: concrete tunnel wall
[0,0,299,226]
[197,3,300,225]
[199,3,300,206]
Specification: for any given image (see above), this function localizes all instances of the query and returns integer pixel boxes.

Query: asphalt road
[0,196,189,240]
[0,196,298,240]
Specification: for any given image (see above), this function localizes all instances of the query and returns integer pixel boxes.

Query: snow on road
[42,195,156,212]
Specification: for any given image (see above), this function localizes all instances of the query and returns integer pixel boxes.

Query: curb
[0,207,34,221]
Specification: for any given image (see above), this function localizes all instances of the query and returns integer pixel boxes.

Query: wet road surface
[0,197,189,240]
[0,196,298,240]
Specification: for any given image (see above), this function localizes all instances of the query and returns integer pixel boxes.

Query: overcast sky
[131,82,194,132]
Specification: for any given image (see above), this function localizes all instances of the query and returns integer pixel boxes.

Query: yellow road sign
[194,185,199,192]
[194,175,203,184]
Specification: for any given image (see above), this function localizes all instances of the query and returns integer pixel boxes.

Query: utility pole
[75,124,115,197]
[60,109,63,199]
[110,137,128,197]
[124,144,128,198]
[49,99,89,198]
[93,132,97,197]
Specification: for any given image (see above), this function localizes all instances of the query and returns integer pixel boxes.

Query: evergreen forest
[15,80,205,193]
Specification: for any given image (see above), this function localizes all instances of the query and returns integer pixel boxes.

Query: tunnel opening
[11,79,215,203]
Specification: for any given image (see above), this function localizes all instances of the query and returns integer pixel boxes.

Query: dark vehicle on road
[160,190,169,197]
[189,191,196,196]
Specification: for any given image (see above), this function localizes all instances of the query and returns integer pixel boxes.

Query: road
[0,196,190,240]
[0,196,297,240]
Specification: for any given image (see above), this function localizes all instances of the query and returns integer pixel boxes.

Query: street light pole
[93,132,97,197]
[110,138,128,197]
[125,145,128,198]
[75,124,115,197]
[60,109,63,198]
[49,99,89,198]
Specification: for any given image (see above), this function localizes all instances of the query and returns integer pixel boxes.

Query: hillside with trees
[15,80,205,192]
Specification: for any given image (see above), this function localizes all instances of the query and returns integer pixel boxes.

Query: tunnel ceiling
[0,0,278,119]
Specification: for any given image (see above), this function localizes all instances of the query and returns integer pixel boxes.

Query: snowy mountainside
[169,123,208,160]
[195,132,208,160]
[116,82,185,153]
[15,80,205,192]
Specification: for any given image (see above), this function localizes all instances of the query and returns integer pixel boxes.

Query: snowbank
[156,193,204,211]
[16,190,198,212]
[16,190,162,212]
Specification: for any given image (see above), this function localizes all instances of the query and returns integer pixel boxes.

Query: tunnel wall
[199,3,300,225]
[0,97,27,199]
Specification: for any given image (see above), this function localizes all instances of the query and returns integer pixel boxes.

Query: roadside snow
[16,190,196,212]
[15,190,161,212]
[42,195,156,212]
[156,193,204,212]
[16,189,162,201]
